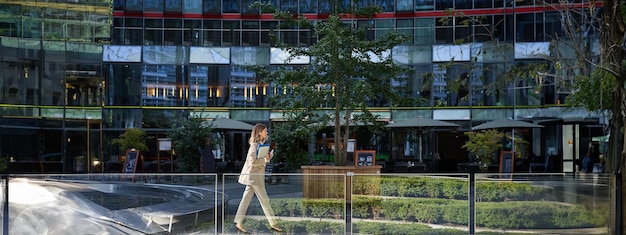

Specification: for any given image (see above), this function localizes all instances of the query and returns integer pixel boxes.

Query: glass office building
[0,0,605,173]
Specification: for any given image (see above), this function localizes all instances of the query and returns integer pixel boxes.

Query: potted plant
[112,128,149,153]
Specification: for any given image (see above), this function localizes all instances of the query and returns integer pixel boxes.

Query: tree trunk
[601,0,626,233]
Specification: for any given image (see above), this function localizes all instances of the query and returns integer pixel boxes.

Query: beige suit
[233,142,277,225]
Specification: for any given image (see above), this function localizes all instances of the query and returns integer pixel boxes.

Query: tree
[598,0,626,233]
[111,128,148,153]
[462,129,504,171]
[270,121,312,172]
[168,114,214,172]
[552,0,625,232]
[252,1,412,166]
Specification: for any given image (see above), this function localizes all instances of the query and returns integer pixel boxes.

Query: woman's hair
[249,123,267,144]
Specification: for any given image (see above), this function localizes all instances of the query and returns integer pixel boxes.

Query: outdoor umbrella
[471,118,543,131]
[208,118,255,131]
[387,117,460,162]
[471,118,543,158]
[206,118,254,161]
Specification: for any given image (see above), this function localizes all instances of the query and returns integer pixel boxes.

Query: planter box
[301,165,382,200]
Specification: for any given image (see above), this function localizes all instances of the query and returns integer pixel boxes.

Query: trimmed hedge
[247,196,606,230]
[244,176,607,230]
[371,175,551,201]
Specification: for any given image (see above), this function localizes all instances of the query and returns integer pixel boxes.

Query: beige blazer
[238,142,269,185]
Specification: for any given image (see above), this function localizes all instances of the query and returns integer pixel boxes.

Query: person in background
[233,123,283,233]
[582,145,595,173]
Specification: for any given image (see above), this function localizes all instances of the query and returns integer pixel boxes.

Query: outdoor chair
[529,154,551,173]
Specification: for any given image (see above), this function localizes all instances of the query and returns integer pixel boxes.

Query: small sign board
[355,150,376,166]
[123,150,141,181]
[158,138,172,151]
[347,139,356,153]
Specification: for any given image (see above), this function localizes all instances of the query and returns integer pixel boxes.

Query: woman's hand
[265,149,274,161]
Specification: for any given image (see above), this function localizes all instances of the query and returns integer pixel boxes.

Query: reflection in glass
[203,0,221,14]
[144,0,163,12]
[107,64,142,106]
[165,0,182,12]
[378,0,394,11]
[141,65,181,107]
[183,0,203,14]
[414,0,433,11]
[300,0,317,13]
[223,0,241,13]
[126,0,143,11]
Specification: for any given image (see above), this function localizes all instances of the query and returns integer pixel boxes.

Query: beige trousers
[233,183,277,225]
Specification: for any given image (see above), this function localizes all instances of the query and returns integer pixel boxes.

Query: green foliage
[302,198,344,219]
[476,202,605,229]
[0,156,7,173]
[250,1,411,166]
[244,189,605,231]
[270,121,313,172]
[476,181,550,202]
[168,115,213,172]
[352,175,382,195]
[354,221,467,235]
[111,128,148,153]
[462,129,504,169]
[565,69,615,111]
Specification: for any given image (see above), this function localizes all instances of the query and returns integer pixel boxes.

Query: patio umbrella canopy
[471,118,543,131]
[208,118,254,131]
[387,117,460,162]
[387,117,461,129]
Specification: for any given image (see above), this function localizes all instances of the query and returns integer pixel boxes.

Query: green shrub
[354,221,467,235]
[303,198,344,219]
[258,175,608,231]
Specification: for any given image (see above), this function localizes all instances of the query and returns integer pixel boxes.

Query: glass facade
[0,0,604,173]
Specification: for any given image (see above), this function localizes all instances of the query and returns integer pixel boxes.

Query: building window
[435,17,453,44]
[375,19,394,40]
[223,0,241,13]
[397,19,414,43]
[242,21,260,46]
[300,0,318,13]
[204,0,221,14]
[397,0,413,12]
[414,0,434,11]
[378,0,394,12]
[516,13,536,42]
[474,0,493,8]
[126,0,143,12]
[473,15,493,42]
[415,18,434,45]
[435,0,453,10]
[223,21,241,46]
[183,0,203,14]
[203,20,222,46]
[164,19,183,45]
[144,0,163,12]
[165,0,182,13]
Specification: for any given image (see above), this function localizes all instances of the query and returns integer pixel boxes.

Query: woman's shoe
[235,225,249,234]
[270,225,283,232]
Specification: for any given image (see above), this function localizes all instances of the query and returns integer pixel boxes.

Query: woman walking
[234,123,283,233]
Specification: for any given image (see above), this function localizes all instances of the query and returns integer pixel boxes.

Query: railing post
[613,172,623,234]
[469,172,475,234]
[346,171,353,235]
[2,175,8,235]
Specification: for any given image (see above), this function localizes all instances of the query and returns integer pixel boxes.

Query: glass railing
[0,173,611,234]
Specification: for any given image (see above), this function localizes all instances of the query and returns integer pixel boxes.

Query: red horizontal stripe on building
[112,2,603,19]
